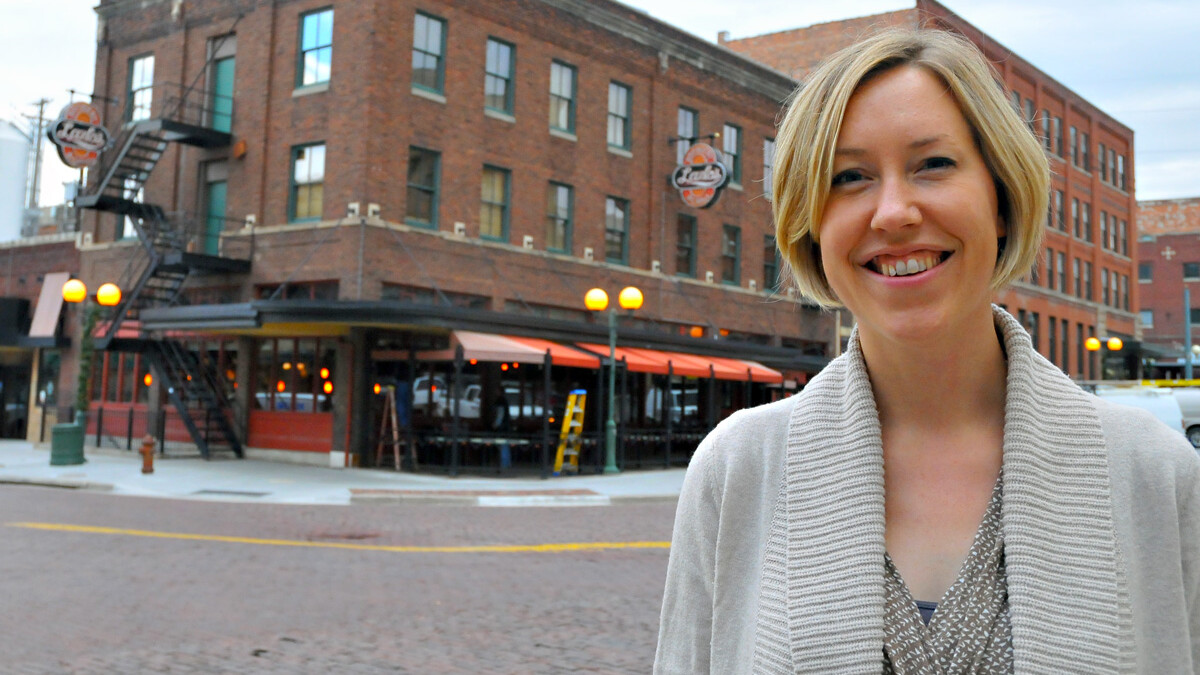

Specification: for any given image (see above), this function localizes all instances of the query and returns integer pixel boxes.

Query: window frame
[484,37,515,114]
[406,145,441,229]
[1184,262,1200,281]
[606,81,632,150]
[604,196,629,265]
[545,182,573,254]
[127,53,156,122]
[721,224,742,285]
[479,164,511,242]
[296,8,334,88]
[763,137,776,201]
[763,234,781,292]
[1138,261,1152,283]
[722,123,742,185]
[675,213,697,278]
[1140,309,1154,329]
[549,60,577,134]
[288,142,326,223]
[677,106,697,164]
[412,11,447,94]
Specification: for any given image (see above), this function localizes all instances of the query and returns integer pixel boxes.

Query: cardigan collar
[776,306,1133,672]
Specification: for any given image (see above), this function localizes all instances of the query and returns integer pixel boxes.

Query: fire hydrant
[139,434,155,474]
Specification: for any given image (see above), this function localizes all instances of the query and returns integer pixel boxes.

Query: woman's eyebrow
[834,135,951,157]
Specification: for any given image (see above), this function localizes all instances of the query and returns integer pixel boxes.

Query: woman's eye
[923,157,956,170]
[831,169,864,186]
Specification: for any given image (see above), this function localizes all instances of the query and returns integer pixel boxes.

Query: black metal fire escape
[77,85,250,459]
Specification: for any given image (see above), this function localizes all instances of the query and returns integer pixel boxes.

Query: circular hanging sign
[671,142,730,209]
[47,102,110,168]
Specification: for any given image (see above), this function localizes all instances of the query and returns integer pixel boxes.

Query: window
[1073,258,1081,297]
[763,138,776,200]
[1080,132,1090,171]
[1119,219,1128,256]
[1120,275,1129,311]
[1084,262,1093,300]
[1191,308,1200,325]
[1077,322,1085,377]
[722,123,742,184]
[545,182,573,253]
[1048,316,1057,365]
[289,143,325,222]
[406,146,440,227]
[1029,312,1040,351]
[607,82,631,149]
[1072,198,1080,238]
[1053,116,1063,157]
[677,107,697,164]
[1111,272,1118,308]
[1083,203,1092,242]
[298,9,333,87]
[605,197,628,264]
[1185,262,1200,280]
[412,12,445,93]
[1138,262,1152,282]
[1098,142,1107,181]
[1024,99,1035,130]
[127,54,155,121]
[1069,126,1078,165]
[1057,251,1066,293]
[255,338,337,414]
[1009,90,1020,111]
[1102,268,1110,305]
[764,235,781,292]
[1100,212,1108,250]
[1046,249,1055,290]
[671,214,696,277]
[1118,154,1126,191]
[1041,110,1051,148]
[549,61,576,133]
[484,38,515,113]
[1062,318,1070,373]
[1055,190,1064,231]
[721,225,741,284]
[1108,149,1117,185]
[1140,310,1154,329]
[479,165,509,240]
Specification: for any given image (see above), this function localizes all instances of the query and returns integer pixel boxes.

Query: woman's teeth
[876,254,939,277]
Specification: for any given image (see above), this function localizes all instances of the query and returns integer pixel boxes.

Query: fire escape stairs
[78,114,247,459]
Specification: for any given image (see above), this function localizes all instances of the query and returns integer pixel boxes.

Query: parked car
[1170,388,1200,448]
[644,386,700,424]
[1093,385,1187,439]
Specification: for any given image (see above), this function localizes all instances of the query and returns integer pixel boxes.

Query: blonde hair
[772,28,1049,308]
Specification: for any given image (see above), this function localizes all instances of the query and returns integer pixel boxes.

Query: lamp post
[53,278,121,465]
[585,285,643,474]
[1085,335,1124,381]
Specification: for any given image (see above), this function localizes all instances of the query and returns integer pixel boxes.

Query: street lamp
[586,285,643,474]
[1085,336,1125,380]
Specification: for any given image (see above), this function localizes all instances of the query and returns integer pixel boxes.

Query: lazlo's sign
[671,143,729,209]
[47,102,110,169]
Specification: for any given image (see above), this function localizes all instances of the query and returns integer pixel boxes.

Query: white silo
[0,123,30,242]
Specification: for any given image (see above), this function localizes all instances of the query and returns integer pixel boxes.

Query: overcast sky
[4,0,1198,205]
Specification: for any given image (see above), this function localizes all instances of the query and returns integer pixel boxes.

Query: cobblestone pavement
[0,485,676,673]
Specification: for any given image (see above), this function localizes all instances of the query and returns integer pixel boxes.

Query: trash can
[49,422,86,466]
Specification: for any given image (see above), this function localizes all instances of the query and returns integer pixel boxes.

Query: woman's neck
[859,310,1009,432]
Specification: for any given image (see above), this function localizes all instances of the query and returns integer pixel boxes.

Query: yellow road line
[6,522,670,554]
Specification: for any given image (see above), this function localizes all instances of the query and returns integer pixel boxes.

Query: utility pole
[23,98,51,209]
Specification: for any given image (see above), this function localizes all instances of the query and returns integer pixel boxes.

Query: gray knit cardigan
[655,307,1200,674]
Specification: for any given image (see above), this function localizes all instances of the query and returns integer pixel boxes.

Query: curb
[349,488,678,507]
[0,476,116,492]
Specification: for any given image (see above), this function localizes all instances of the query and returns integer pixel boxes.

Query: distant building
[721,0,1140,379]
[1135,197,1200,375]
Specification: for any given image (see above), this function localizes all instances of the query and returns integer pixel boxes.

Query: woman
[655,29,1200,673]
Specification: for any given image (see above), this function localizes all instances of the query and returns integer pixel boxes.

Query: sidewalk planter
[49,422,86,466]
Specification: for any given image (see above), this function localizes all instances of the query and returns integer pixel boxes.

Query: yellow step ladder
[553,389,587,476]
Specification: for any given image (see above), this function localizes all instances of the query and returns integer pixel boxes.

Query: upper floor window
[722,123,742,185]
[722,224,741,284]
[298,9,333,87]
[127,54,155,121]
[289,143,325,222]
[1052,116,1063,157]
[1069,126,1078,166]
[549,61,576,133]
[676,214,696,277]
[412,12,446,93]
[479,165,510,241]
[1140,309,1154,329]
[406,146,440,228]
[1138,261,1152,282]
[545,182,573,253]
[763,138,776,201]
[605,197,629,264]
[764,235,781,292]
[1054,190,1064,231]
[1080,132,1091,171]
[1117,154,1126,191]
[484,38,514,114]
[1098,142,1108,181]
[607,82,632,150]
[1072,198,1080,238]
[1185,262,1200,280]
[677,107,697,164]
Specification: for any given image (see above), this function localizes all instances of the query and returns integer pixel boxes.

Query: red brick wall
[1138,198,1200,237]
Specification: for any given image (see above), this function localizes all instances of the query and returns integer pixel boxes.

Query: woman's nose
[869,177,921,232]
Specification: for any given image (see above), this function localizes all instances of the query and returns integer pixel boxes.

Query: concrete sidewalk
[0,441,686,506]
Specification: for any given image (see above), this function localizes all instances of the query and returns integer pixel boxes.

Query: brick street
[0,485,676,673]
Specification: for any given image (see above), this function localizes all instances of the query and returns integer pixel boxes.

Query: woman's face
[818,65,1005,348]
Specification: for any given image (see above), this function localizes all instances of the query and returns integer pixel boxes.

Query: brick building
[721,0,1140,379]
[44,0,839,473]
[1135,197,1200,374]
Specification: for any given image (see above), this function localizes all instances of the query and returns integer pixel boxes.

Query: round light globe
[62,279,87,303]
[618,286,643,310]
[1084,337,1101,352]
[96,282,122,307]
[584,288,609,312]
[1107,337,1123,351]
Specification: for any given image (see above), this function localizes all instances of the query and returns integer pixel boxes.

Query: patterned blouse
[881,481,1014,673]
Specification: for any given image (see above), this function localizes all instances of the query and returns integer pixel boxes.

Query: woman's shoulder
[1092,395,1200,495]
[685,397,797,491]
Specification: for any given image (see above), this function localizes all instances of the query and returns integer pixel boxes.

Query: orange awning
[576,344,782,383]
[28,272,70,338]
[415,331,600,368]
[504,335,600,369]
